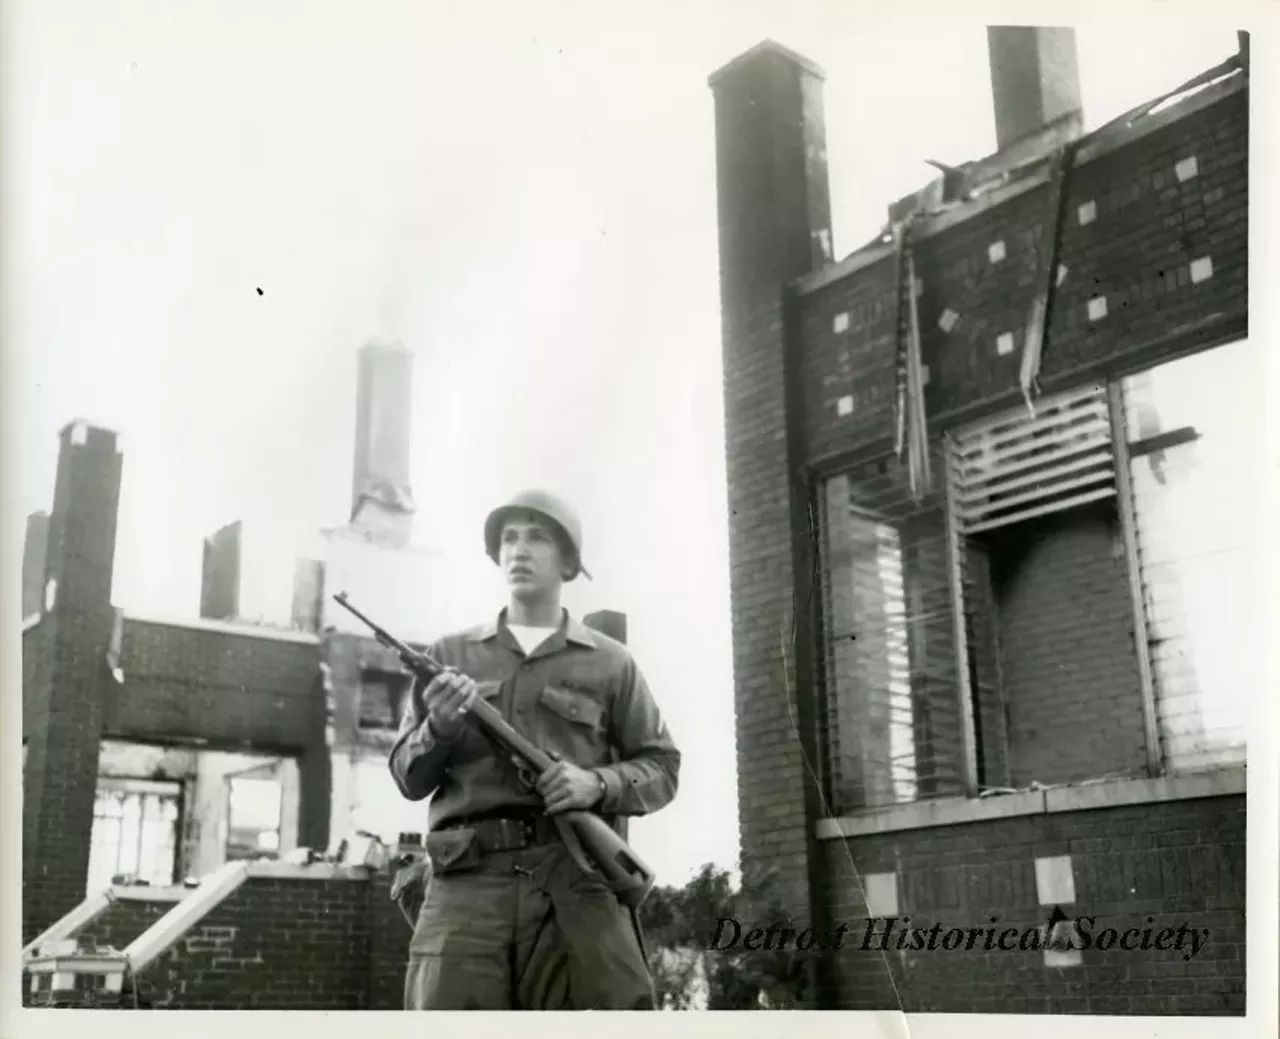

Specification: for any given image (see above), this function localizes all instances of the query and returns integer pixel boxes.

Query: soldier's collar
[469,608,597,648]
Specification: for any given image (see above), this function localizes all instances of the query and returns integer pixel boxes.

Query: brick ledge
[103,863,373,903]
[816,766,1246,840]
[124,610,320,645]
[108,886,187,903]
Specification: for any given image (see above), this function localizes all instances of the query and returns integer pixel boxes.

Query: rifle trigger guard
[515,760,538,791]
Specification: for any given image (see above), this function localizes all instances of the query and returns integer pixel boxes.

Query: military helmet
[484,489,592,581]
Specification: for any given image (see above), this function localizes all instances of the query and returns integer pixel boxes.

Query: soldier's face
[499,515,568,597]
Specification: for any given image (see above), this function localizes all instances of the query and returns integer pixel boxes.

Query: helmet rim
[483,492,591,581]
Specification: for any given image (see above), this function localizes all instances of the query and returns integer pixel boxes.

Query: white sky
[2,1,1243,885]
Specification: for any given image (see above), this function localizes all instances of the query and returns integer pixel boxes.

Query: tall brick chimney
[708,39,833,1005]
[987,26,1084,151]
[200,520,243,621]
[350,341,415,539]
[23,420,123,942]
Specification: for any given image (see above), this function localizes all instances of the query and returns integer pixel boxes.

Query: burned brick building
[20,343,625,1007]
[710,28,1251,1015]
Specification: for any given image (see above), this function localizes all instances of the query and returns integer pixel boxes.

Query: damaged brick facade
[21,418,635,1005]
[27,870,409,1010]
[710,38,1249,1015]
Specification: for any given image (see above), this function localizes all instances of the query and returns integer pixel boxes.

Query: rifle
[331,592,657,909]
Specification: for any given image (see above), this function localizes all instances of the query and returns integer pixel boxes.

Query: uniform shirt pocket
[537,684,609,766]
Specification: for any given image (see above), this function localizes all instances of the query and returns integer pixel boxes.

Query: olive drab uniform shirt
[389,609,680,831]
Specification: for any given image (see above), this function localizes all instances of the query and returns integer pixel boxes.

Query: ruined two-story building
[710,27,1251,1016]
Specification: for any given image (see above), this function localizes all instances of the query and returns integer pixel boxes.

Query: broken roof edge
[60,417,121,440]
[708,38,826,88]
[796,58,1246,297]
[123,609,321,645]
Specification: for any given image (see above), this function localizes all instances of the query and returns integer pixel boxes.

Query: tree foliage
[638,861,817,1010]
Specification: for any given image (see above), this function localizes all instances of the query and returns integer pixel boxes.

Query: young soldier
[389,489,681,1010]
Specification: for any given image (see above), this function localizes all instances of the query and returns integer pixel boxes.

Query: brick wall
[723,303,812,914]
[77,896,172,952]
[367,870,412,1009]
[23,422,123,944]
[48,872,411,1010]
[711,37,1249,1014]
[323,632,404,748]
[799,82,1247,458]
[108,620,320,749]
[22,420,335,939]
[297,669,334,853]
[824,794,1245,1015]
[984,502,1146,786]
[22,623,50,742]
[709,43,835,973]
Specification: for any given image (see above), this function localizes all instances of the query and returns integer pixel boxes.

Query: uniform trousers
[404,826,655,1011]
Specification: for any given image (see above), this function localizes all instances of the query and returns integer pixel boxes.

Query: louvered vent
[948,384,1116,535]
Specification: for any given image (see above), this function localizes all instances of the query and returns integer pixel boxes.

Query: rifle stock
[331,592,657,908]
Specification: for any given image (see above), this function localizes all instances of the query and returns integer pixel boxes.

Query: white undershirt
[507,624,557,656]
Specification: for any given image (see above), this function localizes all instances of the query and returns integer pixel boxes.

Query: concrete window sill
[815,765,1246,840]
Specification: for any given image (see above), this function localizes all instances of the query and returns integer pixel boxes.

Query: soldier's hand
[537,758,604,815]
[422,670,477,741]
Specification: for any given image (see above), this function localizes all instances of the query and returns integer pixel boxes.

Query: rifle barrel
[467,697,553,773]
[327,591,657,907]
[331,594,536,764]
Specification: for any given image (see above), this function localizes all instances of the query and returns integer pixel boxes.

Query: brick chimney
[23,420,123,942]
[584,609,627,645]
[708,38,833,1005]
[200,520,243,620]
[987,26,1084,151]
[350,341,415,548]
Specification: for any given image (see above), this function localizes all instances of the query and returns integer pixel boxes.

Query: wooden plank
[957,437,1116,499]
[955,406,1108,463]
[1108,382,1163,778]
[943,435,979,798]
[956,415,1107,466]
[25,955,127,975]
[961,487,1117,534]
[22,892,115,961]
[958,449,1114,503]
[956,431,1111,486]
[1128,425,1201,457]
[955,385,1105,443]
[958,468,1115,521]
[962,424,1111,475]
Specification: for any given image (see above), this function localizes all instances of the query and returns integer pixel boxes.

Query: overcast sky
[3,1,1241,884]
